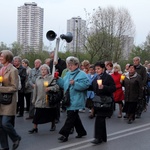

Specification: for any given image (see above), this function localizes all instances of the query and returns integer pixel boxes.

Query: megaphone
[60,32,73,43]
[46,30,57,41]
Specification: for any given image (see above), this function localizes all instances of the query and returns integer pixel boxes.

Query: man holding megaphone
[49,50,66,123]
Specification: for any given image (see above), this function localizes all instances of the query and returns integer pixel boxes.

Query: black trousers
[136,89,146,116]
[59,110,86,138]
[94,116,107,142]
[17,92,25,116]
[24,92,32,112]
[29,92,35,118]
[56,102,60,121]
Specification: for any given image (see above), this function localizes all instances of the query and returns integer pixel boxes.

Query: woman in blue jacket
[57,56,90,142]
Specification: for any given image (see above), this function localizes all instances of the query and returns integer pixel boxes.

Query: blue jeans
[0,115,20,148]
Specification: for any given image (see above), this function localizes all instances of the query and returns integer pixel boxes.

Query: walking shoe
[50,125,56,131]
[75,133,87,138]
[123,114,128,119]
[58,136,68,142]
[128,119,133,124]
[28,128,38,134]
[12,136,21,150]
[91,139,102,144]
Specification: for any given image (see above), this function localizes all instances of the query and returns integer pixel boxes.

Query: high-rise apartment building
[17,2,44,53]
[66,17,86,53]
[121,35,134,60]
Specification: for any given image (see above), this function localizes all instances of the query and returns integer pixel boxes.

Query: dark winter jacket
[122,72,143,102]
[50,58,66,76]
[92,72,116,97]
[135,65,147,86]
[91,72,116,117]
[17,65,27,93]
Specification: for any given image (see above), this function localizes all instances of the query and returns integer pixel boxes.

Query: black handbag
[62,71,80,107]
[62,89,70,107]
[92,95,112,110]
[0,93,13,105]
[48,91,60,106]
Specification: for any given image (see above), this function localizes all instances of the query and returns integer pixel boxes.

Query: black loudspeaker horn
[60,32,73,43]
[46,30,57,41]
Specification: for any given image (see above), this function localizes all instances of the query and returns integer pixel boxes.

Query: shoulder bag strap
[68,70,80,89]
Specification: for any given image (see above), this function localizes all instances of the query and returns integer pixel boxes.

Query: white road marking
[49,123,150,150]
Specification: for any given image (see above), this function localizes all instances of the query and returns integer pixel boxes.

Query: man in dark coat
[49,51,66,123]
[13,56,27,117]
[49,51,66,77]
[133,56,147,118]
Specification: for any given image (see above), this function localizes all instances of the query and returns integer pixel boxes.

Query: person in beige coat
[0,50,21,150]
[28,64,59,134]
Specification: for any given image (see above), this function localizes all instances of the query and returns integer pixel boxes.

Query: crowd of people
[0,49,150,149]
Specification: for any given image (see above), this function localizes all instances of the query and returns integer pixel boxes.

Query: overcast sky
[0,0,150,48]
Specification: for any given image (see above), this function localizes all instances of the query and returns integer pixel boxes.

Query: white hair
[67,56,80,65]
[66,56,74,63]
[39,64,50,74]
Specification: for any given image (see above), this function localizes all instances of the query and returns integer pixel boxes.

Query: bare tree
[84,6,135,63]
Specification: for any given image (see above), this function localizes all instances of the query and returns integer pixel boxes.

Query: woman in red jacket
[111,64,124,118]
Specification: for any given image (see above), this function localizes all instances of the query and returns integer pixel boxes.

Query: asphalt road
[6,105,150,150]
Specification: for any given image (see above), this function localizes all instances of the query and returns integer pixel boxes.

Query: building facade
[66,17,86,53]
[121,35,134,60]
[17,2,43,53]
